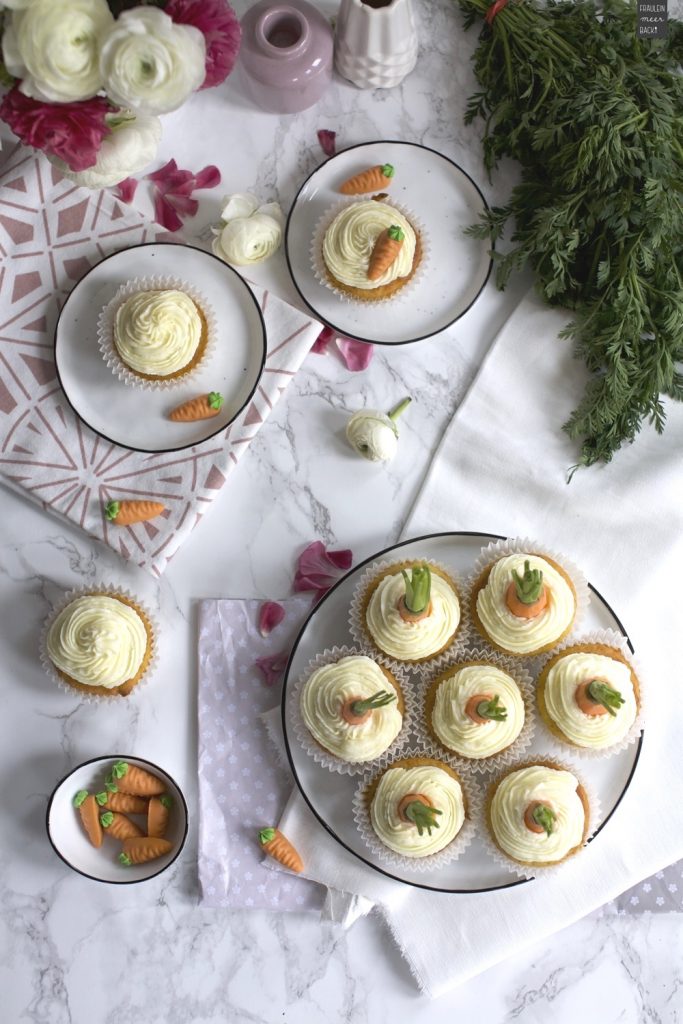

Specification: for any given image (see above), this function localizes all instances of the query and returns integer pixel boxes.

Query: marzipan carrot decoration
[95,791,149,813]
[368,225,405,281]
[575,679,625,717]
[148,795,172,839]
[119,836,173,866]
[258,828,304,873]
[169,391,224,422]
[105,500,166,526]
[109,761,166,797]
[340,163,395,194]
[505,560,548,619]
[74,791,103,848]
[100,811,144,841]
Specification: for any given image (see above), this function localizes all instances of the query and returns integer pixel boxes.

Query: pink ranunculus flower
[0,87,111,172]
[165,0,241,90]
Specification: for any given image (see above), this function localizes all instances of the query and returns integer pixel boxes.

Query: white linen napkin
[275,290,683,997]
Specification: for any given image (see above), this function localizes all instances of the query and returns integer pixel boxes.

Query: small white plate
[47,754,188,884]
[282,532,642,893]
[54,243,266,453]
[285,140,492,344]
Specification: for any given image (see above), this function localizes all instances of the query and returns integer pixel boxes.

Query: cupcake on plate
[42,589,155,698]
[316,198,422,303]
[295,649,409,773]
[486,762,591,871]
[424,655,533,770]
[471,548,580,657]
[351,560,464,669]
[537,638,641,755]
[355,753,475,866]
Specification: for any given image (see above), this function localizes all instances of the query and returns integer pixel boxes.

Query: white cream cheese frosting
[322,201,416,290]
[365,569,461,662]
[113,289,202,376]
[300,656,403,762]
[432,664,525,758]
[543,651,637,748]
[490,765,586,864]
[370,764,465,857]
[47,595,147,689]
[476,553,575,654]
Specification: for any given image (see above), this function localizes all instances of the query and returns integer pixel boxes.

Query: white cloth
[276,291,683,997]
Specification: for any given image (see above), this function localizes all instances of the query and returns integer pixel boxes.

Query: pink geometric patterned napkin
[197,597,324,911]
[0,143,321,576]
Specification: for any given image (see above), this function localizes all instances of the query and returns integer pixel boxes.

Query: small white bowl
[46,755,188,884]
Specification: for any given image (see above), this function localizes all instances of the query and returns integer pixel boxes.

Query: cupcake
[486,762,590,870]
[319,199,422,302]
[537,640,641,754]
[362,755,469,860]
[298,652,406,769]
[471,551,578,656]
[43,590,155,698]
[353,561,464,669]
[424,656,533,768]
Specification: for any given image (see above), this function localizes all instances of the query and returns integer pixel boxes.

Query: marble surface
[1,0,681,1020]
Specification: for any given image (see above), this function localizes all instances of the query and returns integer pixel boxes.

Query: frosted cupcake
[537,640,641,754]
[353,561,464,669]
[43,590,155,698]
[471,552,578,656]
[298,652,406,769]
[486,762,590,870]
[424,656,533,768]
[318,199,422,302]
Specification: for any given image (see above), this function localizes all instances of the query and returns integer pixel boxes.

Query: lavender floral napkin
[197,597,324,911]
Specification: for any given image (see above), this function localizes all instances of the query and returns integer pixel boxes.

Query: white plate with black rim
[284,140,492,345]
[54,242,266,454]
[281,532,643,893]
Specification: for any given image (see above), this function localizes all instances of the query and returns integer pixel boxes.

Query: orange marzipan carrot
[339,163,395,195]
[105,500,166,526]
[114,762,166,797]
[368,225,405,281]
[258,828,304,873]
[119,836,173,865]
[100,811,144,841]
[169,391,224,422]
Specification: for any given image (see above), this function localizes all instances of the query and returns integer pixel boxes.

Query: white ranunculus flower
[0,1,39,10]
[219,193,260,222]
[47,111,162,189]
[2,0,113,103]
[345,399,412,462]
[99,7,206,115]
[213,214,283,266]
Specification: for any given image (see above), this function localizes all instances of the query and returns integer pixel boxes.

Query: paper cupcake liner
[352,748,481,873]
[468,537,590,659]
[349,557,470,679]
[97,275,216,391]
[535,629,645,761]
[310,197,430,307]
[481,756,602,880]
[288,646,415,776]
[416,647,536,775]
[39,585,159,705]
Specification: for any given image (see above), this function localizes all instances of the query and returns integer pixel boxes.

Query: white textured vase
[334,0,418,90]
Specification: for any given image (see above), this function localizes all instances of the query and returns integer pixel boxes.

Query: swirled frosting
[543,651,637,748]
[47,595,147,689]
[323,201,416,290]
[365,569,460,661]
[476,553,575,654]
[489,765,586,864]
[114,289,202,376]
[432,664,525,758]
[370,764,465,857]
[300,656,403,762]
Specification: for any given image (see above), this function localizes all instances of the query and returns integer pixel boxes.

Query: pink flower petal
[311,325,333,354]
[293,541,353,600]
[115,177,138,204]
[166,0,241,90]
[336,337,374,372]
[147,158,179,184]
[166,192,199,217]
[193,164,221,190]
[254,652,289,687]
[317,129,337,157]
[153,190,184,232]
[258,601,285,637]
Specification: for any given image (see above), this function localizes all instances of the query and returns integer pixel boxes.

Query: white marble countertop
[1,1,681,1020]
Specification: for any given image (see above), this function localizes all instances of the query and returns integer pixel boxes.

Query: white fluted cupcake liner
[416,648,536,775]
[287,645,415,776]
[310,197,430,306]
[97,275,216,391]
[352,748,481,873]
[481,757,602,880]
[39,585,159,704]
[349,557,470,680]
[468,537,590,659]
[535,629,645,761]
